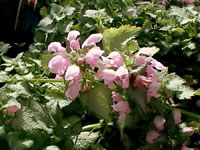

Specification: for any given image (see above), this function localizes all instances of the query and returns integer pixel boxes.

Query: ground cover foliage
[0,0,200,150]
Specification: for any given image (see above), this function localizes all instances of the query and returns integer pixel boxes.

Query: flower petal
[65,65,81,81]
[65,80,81,100]
[82,33,103,48]
[67,30,80,41]
[48,55,71,75]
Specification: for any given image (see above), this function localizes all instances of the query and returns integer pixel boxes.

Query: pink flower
[182,127,194,135]
[55,74,63,79]
[135,55,146,66]
[116,66,130,88]
[65,65,81,81]
[135,47,158,65]
[144,57,166,71]
[133,75,152,88]
[77,58,85,65]
[69,40,80,50]
[67,30,80,50]
[48,55,71,75]
[112,101,130,120]
[173,108,182,124]
[67,30,80,41]
[85,47,104,69]
[146,65,158,82]
[112,101,130,113]
[48,42,66,54]
[112,92,123,103]
[101,69,116,89]
[102,51,124,68]
[181,145,194,150]
[154,116,166,132]
[65,80,81,100]
[82,33,103,48]
[6,103,21,115]
[147,81,161,101]
[135,47,166,71]
[145,130,161,143]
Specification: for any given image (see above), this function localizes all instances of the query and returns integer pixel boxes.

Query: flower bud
[154,116,166,132]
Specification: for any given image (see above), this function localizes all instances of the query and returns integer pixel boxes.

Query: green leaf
[50,3,75,21]
[84,9,106,19]
[38,15,54,27]
[90,143,106,150]
[40,7,48,18]
[73,132,99,150]
[177,85,195,100]
[0,71,9,83]
[195,89,200,96]
[164,73,195,100]
[11,98,56,134]
[80,83,112,122]
[128,86,147,112]
[103,25,141,53]
[62,115,82,135]
[43,145,60,150]
[0,42,11,56]
[166,74,185,90]
[6,132,34,150]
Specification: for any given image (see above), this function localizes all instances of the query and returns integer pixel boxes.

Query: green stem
[161,102,200,119]
[25,78,64,83]
[82,122,104,132]
[179,109,200,119]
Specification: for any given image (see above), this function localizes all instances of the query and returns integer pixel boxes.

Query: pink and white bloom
[67,30,80,41]
[102,51,124,68]
[147,81,161,101]
[154,116,166,132]
[65,65,81,81]
[77,58,85,65]
[48,55,71,75]
[135,47,158,65]
[145,130,161,143]
[112,92,123,103]
[82,33,103,48]
[67,30,80,50]
[182,127,194,135]
[55,74,63,79]
[173,108,182,124]
[112,101,130,120]
[48,42,66,54]
[6,103,21,115]
[101,69,116,89]
[65,80,81,100]
[116,66,129,88]
[85,47,104,69]
[145,57,166,71]
[133,75,152,88]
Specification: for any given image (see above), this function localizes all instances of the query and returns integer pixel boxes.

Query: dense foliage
[0,0,200,150]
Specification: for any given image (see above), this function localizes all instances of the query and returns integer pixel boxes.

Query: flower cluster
[47,31,168,120]
[145,108,194,148]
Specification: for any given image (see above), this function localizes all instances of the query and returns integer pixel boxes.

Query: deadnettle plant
[47,30,197,150]
[47,30,168,121]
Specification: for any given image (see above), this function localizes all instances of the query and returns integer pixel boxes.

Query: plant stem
[25,78,64,83]
[82,122,104,132]
[160,101,200,119]
[179,109,200,119]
